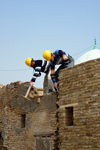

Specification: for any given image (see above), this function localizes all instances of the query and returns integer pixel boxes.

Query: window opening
[0,132,2,138]
[65,107,73,126]
[21,114,26,128]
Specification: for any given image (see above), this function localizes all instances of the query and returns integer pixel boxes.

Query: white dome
[75,49,100,65]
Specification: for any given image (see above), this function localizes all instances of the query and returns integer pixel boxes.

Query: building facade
[0,46,100,149]
[0,82,58,150]
[58,58,100,150]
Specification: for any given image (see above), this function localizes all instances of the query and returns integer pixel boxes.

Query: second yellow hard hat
[43,50,51,61]
[25,57,32,67]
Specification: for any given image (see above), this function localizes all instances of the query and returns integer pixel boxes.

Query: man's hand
[54,82,58,92]
[30,81,34,87]
[54,82,58,89]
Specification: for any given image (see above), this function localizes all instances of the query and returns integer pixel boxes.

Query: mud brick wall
[58,58,100,150]
[1,82,58,150]
[0,86,8,150]
[0,86,6,132]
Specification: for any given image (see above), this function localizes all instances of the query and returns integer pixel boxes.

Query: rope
[0,69,30,72]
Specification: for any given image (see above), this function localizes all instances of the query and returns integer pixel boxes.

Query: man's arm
[44,62,51,74]
[50,65,56,83]
[50,65,58,90]
[59,50,69,66]
[30,68,41,83]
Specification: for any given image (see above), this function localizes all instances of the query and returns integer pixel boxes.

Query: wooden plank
[60,103,78,108]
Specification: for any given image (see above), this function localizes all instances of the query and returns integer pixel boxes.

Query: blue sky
[0,0,100,88]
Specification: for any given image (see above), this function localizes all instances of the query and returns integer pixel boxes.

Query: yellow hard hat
[43,50,51,61]
[25,57,32,67]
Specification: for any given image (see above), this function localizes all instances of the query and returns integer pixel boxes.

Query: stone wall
[58,58,100,150]
[0,82,58,150]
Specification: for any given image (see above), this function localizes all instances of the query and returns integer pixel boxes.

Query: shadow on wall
[0,132,8,150]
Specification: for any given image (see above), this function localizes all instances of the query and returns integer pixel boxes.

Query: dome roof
[75,39,100,65]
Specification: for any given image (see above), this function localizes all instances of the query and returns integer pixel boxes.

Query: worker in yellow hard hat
[43,50,74,91]
[25,57,49,86]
